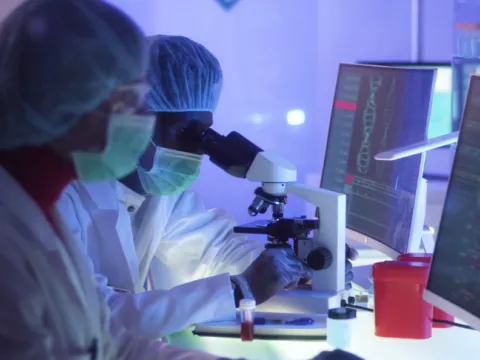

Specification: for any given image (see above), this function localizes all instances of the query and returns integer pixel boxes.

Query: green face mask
[137,146,202,196]
[72,113,155,182]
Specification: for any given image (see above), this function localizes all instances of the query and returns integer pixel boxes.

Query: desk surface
[169,311,480,360]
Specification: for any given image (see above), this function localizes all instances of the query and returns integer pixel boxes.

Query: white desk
[168,311,480,360]
[169,180,466,359]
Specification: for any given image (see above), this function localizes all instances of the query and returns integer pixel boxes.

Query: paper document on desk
[194,311,327,339]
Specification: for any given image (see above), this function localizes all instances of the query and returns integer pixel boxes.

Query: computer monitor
[452,57,480,131]
[359,62,451,139]
[320,63,436,258]
[424,75,480,330]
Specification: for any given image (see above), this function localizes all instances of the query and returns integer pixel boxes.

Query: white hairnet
[0,0,146,149]
[145,35,223,113]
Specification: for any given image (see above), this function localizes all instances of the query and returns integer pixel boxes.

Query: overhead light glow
[286,109,305,126]
[251,113,264,124]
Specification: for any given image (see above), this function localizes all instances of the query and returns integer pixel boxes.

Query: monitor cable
[340,297,475,331]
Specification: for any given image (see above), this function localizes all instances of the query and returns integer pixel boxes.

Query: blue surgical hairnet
[0,0,147,149]
[145,35,223,113]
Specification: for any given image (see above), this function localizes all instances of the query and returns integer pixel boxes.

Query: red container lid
[397,253,433,262]
[373,261,430,282]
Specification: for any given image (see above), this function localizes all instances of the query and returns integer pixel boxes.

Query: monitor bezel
[451,57,480,130]
[423,290,480,331]
[319,63,433,258]
[424,75,480,330]
[358,61,450,67]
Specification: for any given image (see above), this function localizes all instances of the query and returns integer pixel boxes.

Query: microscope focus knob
[306,247,333,271]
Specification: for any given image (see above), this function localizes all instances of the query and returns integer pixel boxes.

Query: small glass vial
[239,298,256,342]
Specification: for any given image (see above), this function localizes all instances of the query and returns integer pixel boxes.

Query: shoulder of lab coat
[0,214,53,357]
[159,190,265,281]
[0,209,187,360]
[56,182,98,275]
[58,183,236,339]
[56,182,84,247]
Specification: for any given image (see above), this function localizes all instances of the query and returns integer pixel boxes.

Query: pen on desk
[254,317,314,326]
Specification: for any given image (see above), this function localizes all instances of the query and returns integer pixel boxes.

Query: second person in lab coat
[0,1,248,358]
[57,35,356,339]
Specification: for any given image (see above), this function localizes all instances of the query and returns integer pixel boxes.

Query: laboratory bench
[167,180,462,359]
[168,310,480,360]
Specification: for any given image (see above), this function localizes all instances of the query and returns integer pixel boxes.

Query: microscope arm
[286,183,347,293]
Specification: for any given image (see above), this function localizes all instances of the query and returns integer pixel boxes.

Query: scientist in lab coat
[57,35,357,339]
[0,0,248,358]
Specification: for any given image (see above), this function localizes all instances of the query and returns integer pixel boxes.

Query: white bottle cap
[328,307,356,320]
[239,298,256,310]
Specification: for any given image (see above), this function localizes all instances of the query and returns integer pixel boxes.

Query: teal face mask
[72,83,155,182]
[137,146,203,196]
[72,113,155,182]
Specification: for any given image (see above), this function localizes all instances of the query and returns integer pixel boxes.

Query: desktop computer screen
[359,62,451,138]
[452,57,480,130]
[321,64,436,257]
[424,75,480,331]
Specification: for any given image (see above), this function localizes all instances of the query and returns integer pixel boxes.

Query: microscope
[183,128,347,313]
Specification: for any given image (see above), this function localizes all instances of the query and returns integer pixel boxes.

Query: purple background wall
[101,0,455,224]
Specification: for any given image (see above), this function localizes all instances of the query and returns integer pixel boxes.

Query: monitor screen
[321,64,436,255]
[359,62,451,139]
[426,75,480,329]
[452,57,480,130]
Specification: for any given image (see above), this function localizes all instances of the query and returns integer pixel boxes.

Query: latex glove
[310,349,364,360]
[232,247,308,305]
[345,245,359,291]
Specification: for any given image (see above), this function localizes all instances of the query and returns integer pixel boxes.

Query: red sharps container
[397,253,454,328]
[373,260,432,339]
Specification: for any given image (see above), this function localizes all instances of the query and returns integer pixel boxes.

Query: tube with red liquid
[239,298,256,341]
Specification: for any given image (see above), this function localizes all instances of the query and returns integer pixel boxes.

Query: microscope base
[255,287,341,314]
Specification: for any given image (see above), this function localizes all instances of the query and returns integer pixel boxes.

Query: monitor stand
[352,178,434,266]
[417,178,435,253]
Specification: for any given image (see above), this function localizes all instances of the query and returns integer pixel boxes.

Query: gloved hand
[310,349,364,360]
[231,247,308,305]
[345,245,359,291]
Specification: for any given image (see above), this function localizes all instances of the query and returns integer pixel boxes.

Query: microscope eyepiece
[183,127,263,179]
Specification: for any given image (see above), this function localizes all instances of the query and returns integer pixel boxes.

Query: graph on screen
[322,64,435,254]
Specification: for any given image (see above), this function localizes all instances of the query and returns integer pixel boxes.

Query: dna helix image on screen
[322,64,435,254]
[357,75,382,175]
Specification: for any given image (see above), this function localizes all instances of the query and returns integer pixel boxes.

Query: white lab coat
[56,180,264,339]
[0,166,226,359]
